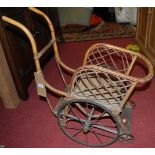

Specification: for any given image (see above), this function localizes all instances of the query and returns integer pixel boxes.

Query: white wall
[58,7,138,26]
[129,7,138,25]
[115,7,138,25]
[58,7,93,26]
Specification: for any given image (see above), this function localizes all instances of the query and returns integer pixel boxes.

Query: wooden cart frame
[2,7,154,147]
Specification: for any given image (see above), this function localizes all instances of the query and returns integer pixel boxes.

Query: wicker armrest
[83,43,154,83]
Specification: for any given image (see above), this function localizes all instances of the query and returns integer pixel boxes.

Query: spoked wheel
[57,99,121,147]
[119,134,135,144]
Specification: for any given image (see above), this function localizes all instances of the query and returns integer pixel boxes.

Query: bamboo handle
[2,15,67,97]
[2,16,41,72]
[28,7,75,74]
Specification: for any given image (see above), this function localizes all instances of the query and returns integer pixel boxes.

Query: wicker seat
[70,43,154,113]
[70,66,132,113]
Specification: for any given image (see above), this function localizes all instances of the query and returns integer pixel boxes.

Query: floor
[0,38,155,148]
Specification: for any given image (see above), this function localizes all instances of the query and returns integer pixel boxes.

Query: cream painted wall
[129,7,138,25]
[115,7,138,25]
[58,7,138,26]
[58,7,93,26]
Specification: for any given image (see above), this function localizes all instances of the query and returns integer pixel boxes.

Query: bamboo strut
[38,39,56,58]
[126,55,137,75]
[120,81,137,109]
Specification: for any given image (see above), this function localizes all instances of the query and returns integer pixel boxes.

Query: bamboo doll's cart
[2,8,154,147]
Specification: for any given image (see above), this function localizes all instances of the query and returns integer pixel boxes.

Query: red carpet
[0,38,155,148]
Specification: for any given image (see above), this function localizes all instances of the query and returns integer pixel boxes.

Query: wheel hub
[83,120,91,133]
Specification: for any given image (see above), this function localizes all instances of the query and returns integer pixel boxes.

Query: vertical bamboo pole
[126,55,137,76]
[121,81,137,109]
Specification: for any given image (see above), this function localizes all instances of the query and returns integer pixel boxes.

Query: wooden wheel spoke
[90,129,103,144]
[85,132,88,144]
[65,126,82,131]
[103,125,117,129]
[91,129,116,139]
[88,107,95,121]
[73,128,83,137]
[60,113,85,124]
[85,101,89,118]
[91,123,118,135]
[69,105,84,126]
[93,111,107,123]
[92,121,117,128]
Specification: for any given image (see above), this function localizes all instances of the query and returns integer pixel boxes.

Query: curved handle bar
[28,7,75,74]
[2,16,41,72]
[2,16,67,97]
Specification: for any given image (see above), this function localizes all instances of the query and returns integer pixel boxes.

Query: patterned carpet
[60,22,136,42]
